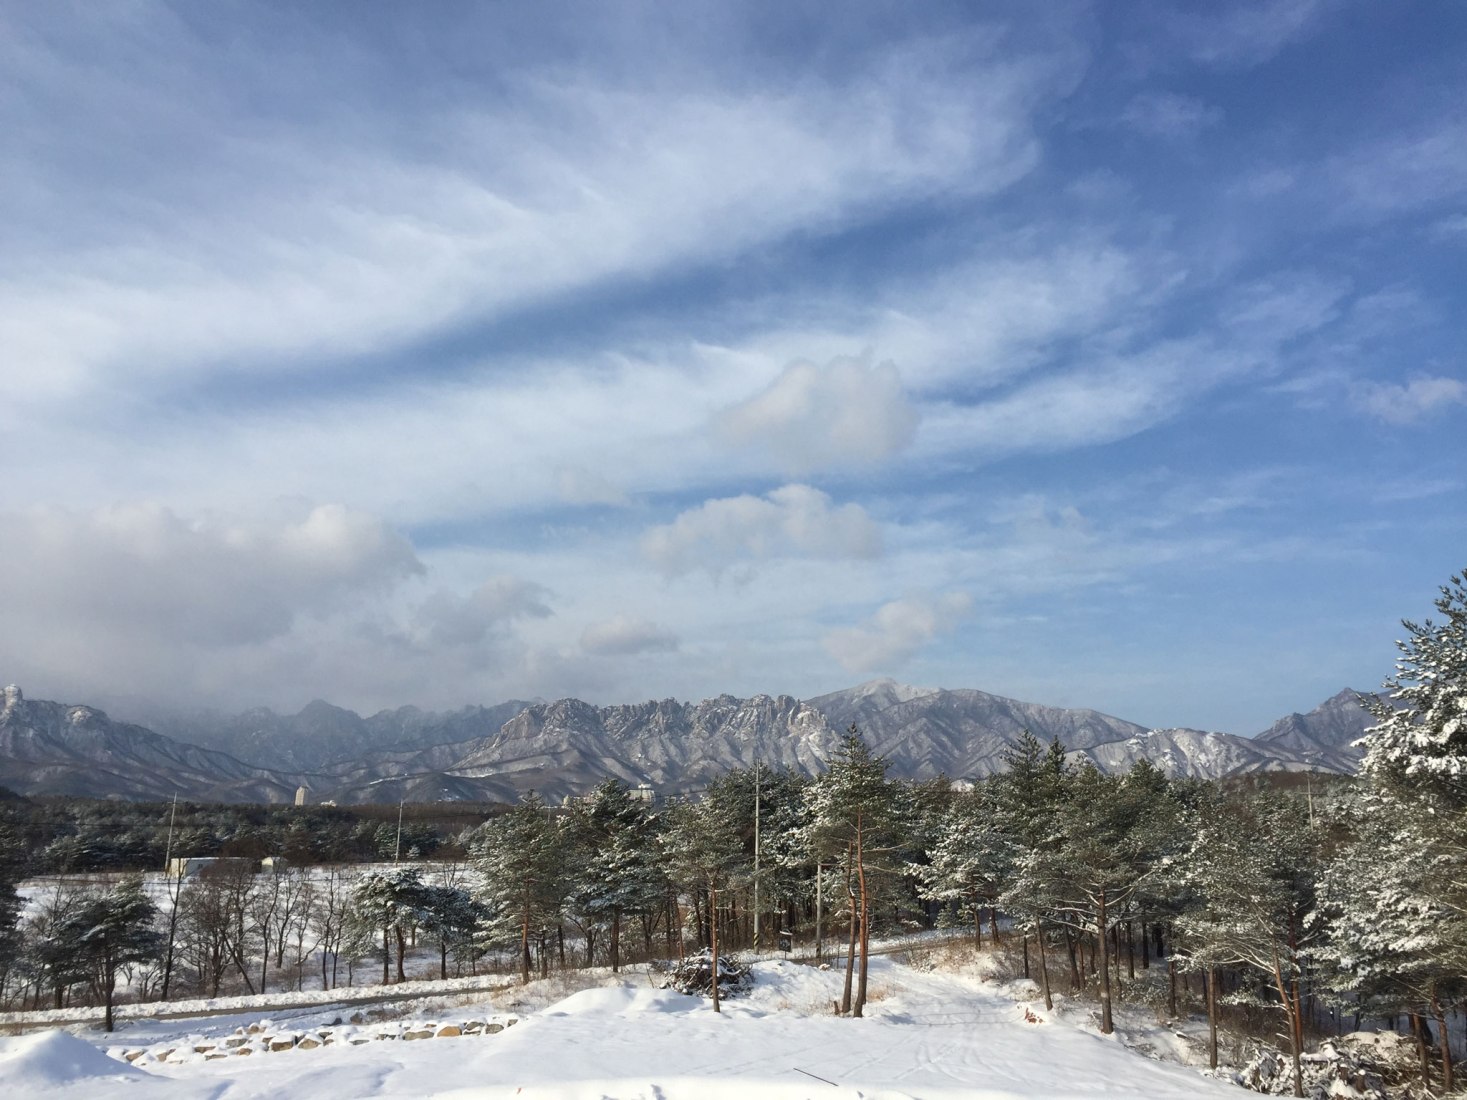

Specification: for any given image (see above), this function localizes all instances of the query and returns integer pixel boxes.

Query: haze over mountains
[0,679,1375,805]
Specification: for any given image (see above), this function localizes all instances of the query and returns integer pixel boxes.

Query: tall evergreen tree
[564,780,663,972]
[1359,567,1467,809]
[1033,762,1171,1034]
[661,792,746,1012]
[472,794,565,984]
[804,727,900,1017]
[1176,789,1319,1098]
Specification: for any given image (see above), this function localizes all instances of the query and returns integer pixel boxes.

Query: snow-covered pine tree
[1031,762,1168,1035]
[350,867,428,984]
[1175,790,1319,1098]
[1312,796,1462,1090]
[1345,566,1467,1089]
[0,817,22,988]
[804,727,900,1017]
[417,882,487,981]
[660,793,746,1012]
[563,779,664,972]
[915,784,1014,951]
[471,793,566,984]
[61,875,163,1032]
[1359,566,1467,810]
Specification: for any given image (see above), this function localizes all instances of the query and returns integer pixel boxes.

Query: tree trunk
[1126,921,1135,980]
[1036,920,1053,1011]
[520,908,531,985]
[1096,890,1113,1034]
[1412,1013,1431,1088]
[1206,966,1218,1070]
[1271,948,1303,1098]
[611,910,621,974]
[1140,921,1149,970]
[709,883,721,1014]
[103,952,115,1033]
[1432,984,1453,1091]
[382,925,390,985]
[841,843,856,1015]
[854,817,870,1018]
[1065,927,1081,991]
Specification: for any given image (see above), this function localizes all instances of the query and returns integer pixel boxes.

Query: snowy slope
[1252,687,1370,771]
[0,686,299,802]
[0,956,1243,1100]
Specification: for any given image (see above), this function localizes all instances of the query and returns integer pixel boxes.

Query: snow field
[0,950,1249,1099]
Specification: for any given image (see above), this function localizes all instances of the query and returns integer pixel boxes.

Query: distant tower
[294,785,308,807]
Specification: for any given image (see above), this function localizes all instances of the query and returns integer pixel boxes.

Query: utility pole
[814,862,823,961]
[162,793,179,874]
[753,761,761,952]
[394,799,404,864]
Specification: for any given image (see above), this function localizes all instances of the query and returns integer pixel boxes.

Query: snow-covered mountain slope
[1252,687,1371,771]
[1075,727,1317,778]
[140,698,535,772]
[0,685,299,802]
[808,679,1152,778]
[442,694,840,802]
[0,680,1372,803]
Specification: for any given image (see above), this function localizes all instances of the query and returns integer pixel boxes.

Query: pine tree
[1313,796,1462,1089]
[0,817,23,988]
[563,780,663,972]
[1036,765,1139,1033]
[916,785,1013,950]
[1359,566,1467,809]
[1176,789,1319,1098]
[472,794,565,984]
[804,727,900,1017]
[61,875,163,1032]
[660,792,746,1012]
[350,867,428,984]
[1342,567,1467,1088]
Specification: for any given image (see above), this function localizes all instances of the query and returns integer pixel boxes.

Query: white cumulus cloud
[641,484,882,578]
[824,592,973,674]
[717,356,920,473]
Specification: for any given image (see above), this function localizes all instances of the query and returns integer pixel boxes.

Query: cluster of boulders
[108,1013,520,1067]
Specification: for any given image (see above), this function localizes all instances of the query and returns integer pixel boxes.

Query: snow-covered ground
[0,952,1244,1100]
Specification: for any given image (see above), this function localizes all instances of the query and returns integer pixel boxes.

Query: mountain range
[0,679,1378,805]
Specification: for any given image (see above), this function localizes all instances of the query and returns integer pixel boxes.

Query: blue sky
[2,0,1464,733]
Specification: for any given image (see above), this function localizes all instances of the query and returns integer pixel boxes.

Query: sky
[2,0,1465,735]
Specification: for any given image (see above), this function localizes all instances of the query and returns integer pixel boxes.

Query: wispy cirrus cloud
[1353,375,1467,424]
[0,9,1073,414]
[1120,91,1222,139]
